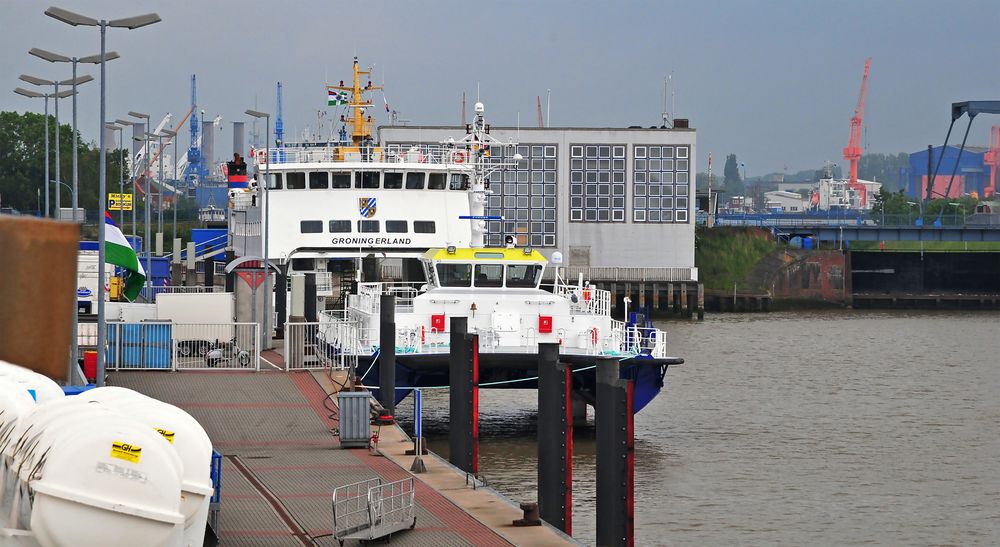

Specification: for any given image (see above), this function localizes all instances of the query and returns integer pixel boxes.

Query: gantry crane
[842,58,872,207]
[983,125,999,198]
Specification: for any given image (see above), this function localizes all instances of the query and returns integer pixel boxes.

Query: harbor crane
[983,125,999,198]
[183,75,209,186]
[842,58,871,207]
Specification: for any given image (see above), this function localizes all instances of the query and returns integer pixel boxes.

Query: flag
[382,94,390,113]
[328,89,348,106]
[104,212,146,301]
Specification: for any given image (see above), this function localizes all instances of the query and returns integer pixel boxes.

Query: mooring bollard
[537,342,572,534]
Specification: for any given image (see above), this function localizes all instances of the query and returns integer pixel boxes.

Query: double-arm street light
[18,73,91,219]
[245,109,271,346]
[29,47,119,225]
[45,5,161,387]
[12,86,74,217]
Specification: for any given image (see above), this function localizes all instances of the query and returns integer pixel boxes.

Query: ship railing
[258,143,475,166]
[611,319,668,358]
[550,282,612,317]
[350,283,423,315]
[313,316,377,367]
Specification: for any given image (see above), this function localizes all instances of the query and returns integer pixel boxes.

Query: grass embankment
[695,227,779,292]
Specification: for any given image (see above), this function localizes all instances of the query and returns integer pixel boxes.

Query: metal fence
[106,321,260,371]
[139,285,224,303]
[286,320,363,371]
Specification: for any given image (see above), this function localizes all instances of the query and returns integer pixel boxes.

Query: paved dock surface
[110,371,514,546]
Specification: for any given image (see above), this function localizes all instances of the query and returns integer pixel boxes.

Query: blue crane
[275,81,284,146]
[183,74,208,186]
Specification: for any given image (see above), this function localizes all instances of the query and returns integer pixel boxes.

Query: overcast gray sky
[4,0,999,176]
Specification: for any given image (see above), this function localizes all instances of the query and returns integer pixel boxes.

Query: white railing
[286,321,362,371]
[562,266,697,283]
[551,283,612,317]
[350,283,423,315]
[105,321,260,371]
[139,285,224,303]
[263,143,476,166]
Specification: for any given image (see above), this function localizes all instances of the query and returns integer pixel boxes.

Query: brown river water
[397,310,1000,546]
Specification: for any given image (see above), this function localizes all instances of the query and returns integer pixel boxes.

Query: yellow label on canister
[111,441,142,464]
[155,428,175,444]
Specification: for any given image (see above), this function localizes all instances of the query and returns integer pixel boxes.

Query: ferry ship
[232,58,682,413]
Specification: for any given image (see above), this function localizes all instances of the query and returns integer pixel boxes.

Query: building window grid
[633,145,691,223]
[570,143,626,223]
[484,143,558,247]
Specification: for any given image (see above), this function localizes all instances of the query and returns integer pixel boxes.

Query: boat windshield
[437,263,472,287]
[474,264,504,287]
[505,264,542,288]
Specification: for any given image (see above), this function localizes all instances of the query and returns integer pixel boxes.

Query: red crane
[843,58,872,207]
[983,125,1000,198]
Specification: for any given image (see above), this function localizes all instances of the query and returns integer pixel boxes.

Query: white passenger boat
[233,58,681,413]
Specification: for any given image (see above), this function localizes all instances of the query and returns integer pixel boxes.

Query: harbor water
[403,310,1000,546]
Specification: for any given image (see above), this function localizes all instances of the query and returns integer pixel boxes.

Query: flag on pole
[328,89,348,106]
[382,93,390,113]
[104,212,146,301]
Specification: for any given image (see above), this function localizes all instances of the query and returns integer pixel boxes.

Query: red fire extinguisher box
[431,314,446,332]
[538,316,553,334]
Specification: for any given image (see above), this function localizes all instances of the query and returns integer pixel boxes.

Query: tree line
[0,110,129,215]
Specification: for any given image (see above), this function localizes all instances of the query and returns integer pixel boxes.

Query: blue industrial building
[905,145,992,199]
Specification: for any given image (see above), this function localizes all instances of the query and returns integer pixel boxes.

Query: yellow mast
[327,57,382,146]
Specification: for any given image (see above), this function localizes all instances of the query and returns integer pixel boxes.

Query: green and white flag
[104,212,145,301]
[328,89,348,106]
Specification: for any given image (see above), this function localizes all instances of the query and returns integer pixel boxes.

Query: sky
[3,0,999,177]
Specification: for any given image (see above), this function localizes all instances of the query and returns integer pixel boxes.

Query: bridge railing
[713,212,989,228]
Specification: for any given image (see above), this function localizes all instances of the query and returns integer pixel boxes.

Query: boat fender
[421,326,425,343]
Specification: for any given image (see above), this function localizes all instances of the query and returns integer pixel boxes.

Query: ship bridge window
[269,173,283,189]
[358,220,379,233]
[329,220,351,233]
[405,172,425,189]
[474,264,504,288]
[428,172,447,190]
[506,264,542,288]
[437,263,471,287]
[300,220,323,233]
[383,172,403,189]
[331,171,351,188]
[309,172,329,189]
[286,172,306,190]
[413,221,436,233]
[386,220,407,233]
[449,174,469,190]
[356,171,380,189]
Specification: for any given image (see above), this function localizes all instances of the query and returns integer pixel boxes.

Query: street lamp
[132,129,153,299]
[19,73,91,219]
[46,5,162,387]
[29,47,118,226]
[115,118,138,238]
[12,86,74,218]
[161,129,179,239]
[245,109,271,346]
[105,123,126,228]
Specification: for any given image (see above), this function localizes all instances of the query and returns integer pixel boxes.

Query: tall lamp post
[129,111,152,298]
[245,109,271,347]
[29,47,119,224]
[161,129,178,239]
[19,73,91,219]
[105,123,126,228]
[12,86,74,218]
[115,118,138,237]
[155,130,167,235]
[45,5,161,387]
